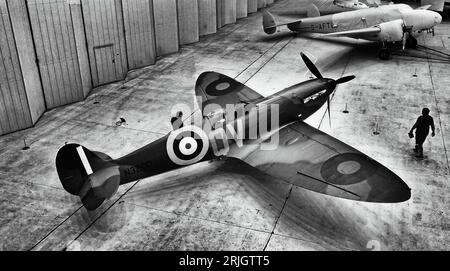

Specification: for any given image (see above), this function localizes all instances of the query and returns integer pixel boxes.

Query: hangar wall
[198,0,217,36]
[0,0,33,135]
[248,0,258,13]
[0,0,277,135]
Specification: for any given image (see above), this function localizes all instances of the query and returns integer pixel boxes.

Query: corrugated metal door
[27,0,84,109]
[122,0,156,70]
[82,0,127,87]
[0,0,32,135]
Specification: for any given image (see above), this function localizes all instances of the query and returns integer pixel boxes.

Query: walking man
[409,108,435,158]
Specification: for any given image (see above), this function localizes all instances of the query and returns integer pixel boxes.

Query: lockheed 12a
[56,53,411,211]
[263,4,442,59]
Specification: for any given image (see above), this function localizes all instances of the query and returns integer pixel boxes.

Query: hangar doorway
[82,0,127,87]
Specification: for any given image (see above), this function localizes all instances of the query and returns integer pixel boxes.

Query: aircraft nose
[436,13,442,25]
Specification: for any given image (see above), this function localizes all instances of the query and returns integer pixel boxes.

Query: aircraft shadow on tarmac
[69,157,430,251]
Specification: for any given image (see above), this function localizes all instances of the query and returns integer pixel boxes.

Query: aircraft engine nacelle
[376,19,404,43]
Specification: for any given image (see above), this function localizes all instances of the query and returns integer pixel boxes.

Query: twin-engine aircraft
[263,4,442,59]
[56,53,411,211]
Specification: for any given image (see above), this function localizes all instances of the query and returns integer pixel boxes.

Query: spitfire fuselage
[114,79,336,185]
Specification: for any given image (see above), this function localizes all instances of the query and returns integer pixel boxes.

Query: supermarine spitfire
[263,3,442,59]
[56,53,411,211]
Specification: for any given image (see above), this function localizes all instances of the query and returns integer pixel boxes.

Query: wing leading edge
[229,121,411,203]
[321,27,381,39]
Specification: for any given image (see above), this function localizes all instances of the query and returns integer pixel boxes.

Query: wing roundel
[231,121,411,203]
[195,72,264,112]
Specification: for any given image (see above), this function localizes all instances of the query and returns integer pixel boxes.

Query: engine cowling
[376,19,404,43]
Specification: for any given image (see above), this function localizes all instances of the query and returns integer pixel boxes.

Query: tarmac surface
[0,0,449,250]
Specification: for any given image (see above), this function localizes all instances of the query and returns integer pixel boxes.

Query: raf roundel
[166,125,210,166]
[320,153,379,185]
[205,77,241,97]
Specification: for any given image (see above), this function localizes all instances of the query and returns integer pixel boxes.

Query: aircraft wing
[195,72,264,113]
[232,121,410,203]
[321,27,380,39]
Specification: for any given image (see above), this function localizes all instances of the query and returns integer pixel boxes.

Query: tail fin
[263,10,277,34]
[56,144,120,210]
[306,4,320,17]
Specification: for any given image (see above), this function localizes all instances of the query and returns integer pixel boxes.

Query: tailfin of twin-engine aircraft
[56,144,120,210]
[307,3,321,17]
[419,0,444,12]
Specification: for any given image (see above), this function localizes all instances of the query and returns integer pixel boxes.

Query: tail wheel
[378,49,390,60]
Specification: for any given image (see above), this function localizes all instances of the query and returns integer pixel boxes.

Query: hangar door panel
[122,0,156,70]
[27,0,83,109]
[82,0,127,87]
[0,0,32,135]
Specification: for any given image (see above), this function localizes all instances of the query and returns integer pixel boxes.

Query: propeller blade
[327,96,331,127]
[336,75,355,84]
[300,52,323,79]
[402,32,407,50]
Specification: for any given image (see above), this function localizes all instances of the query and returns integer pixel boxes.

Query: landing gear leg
[378,44,391,60]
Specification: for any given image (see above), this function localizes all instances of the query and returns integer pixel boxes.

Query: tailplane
[56,144,120,210]
[306,4,321,17]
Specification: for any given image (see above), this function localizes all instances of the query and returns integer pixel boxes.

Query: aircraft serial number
[310,22,335,31]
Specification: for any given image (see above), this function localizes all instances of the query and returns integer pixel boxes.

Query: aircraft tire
[406,36,418,49]
[378,49,390,60]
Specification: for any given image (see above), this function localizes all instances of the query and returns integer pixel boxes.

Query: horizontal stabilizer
[56,144,120,210]
[306,4,320,17]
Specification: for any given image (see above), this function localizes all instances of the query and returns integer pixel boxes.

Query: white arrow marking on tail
[76,146,93,175]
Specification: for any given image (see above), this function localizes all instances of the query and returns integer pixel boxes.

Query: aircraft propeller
[300,52,355,127]
[300,52,323,79]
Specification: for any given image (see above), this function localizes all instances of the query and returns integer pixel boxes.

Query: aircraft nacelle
[376,19,404,43]
[402,10,442,32]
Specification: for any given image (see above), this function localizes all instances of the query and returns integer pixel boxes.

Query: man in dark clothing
[409,108,435,158]
[171,111,184,130]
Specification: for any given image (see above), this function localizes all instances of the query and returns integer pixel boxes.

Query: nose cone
[435,13,442,25]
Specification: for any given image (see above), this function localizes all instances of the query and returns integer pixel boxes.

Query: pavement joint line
[117,201,352,251]
[67,118,167,136]
[269,232,355,251]
[234,36,291,81]
[243,37,295,85]
[125,202,273,236]
[58,180,142,250]
[29,205,83,251]
[263,185,293,251]
[425,48,450,175]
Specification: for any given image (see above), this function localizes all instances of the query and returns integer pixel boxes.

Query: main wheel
[378,49,390,60]
[405,36,418,48]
